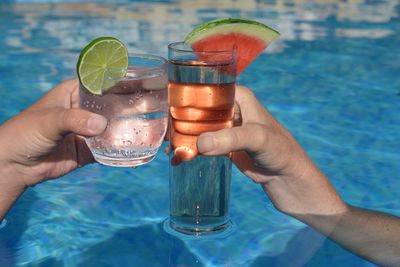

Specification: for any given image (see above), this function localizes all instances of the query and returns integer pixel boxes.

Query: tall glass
[79,54,168,167]
[168,42,236,235]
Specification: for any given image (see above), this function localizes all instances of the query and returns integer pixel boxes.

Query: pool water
[0,1,399,266]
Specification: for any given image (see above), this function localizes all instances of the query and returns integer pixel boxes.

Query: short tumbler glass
[79,54,168,167]
[168,42,236,235]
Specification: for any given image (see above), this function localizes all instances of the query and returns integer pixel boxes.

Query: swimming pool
[0,0,399,266]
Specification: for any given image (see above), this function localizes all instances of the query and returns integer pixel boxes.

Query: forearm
[269,160,400,266]
[0,162,26,221]
[261,157,400,266]
[298,206,400,266]
[262,156,348,216]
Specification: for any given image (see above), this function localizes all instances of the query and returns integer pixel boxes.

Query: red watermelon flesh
[191,32,268,75]
[185,18,279,76]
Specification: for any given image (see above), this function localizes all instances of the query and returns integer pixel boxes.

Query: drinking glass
[79,54,168,167]
[168,42,236,235]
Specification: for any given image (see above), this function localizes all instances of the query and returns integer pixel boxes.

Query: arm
[296,206,400,266]
[0,165,25,222]
[197,85,400,266]
[0,79,107,221]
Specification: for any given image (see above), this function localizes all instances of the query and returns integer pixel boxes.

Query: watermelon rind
[184,18,280,45]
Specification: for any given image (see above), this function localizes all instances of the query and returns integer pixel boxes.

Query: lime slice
[77,37,128,95]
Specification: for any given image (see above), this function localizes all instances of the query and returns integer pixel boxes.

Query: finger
[197,123,268,156]
[231,151,254,172]
[42,108,107,141]
[75,135,94,167]
[231,151,273,183]
[233,101,242,126]
[171,155,182,166]
[235,85,274,125]
[29,79,79,110]
[164,121,170,141]
[164,146,171,155]
[231,151,260,181]
[70,80,80,109]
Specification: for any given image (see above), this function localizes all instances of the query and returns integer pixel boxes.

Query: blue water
[0,1,399,266]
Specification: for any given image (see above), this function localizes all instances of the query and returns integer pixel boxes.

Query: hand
[197,86,400,267]
[197,85,347,216]
[0,79,107,219]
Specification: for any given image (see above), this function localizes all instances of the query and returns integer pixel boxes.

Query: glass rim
[127,52,167,64]
[168,41,237,54]
[108,53,167,81]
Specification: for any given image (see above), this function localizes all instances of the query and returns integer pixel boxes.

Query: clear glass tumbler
[79,54,168,167]
[168,42,236,235]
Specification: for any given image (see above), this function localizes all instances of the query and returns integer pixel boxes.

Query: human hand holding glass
[197,85,347,215]
[0,79,107,220]
[197,85,400,267]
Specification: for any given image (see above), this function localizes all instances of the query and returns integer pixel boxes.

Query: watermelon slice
[184,18,280,75]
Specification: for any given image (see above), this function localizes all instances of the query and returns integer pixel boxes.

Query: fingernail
[197,134,216,154]
[171,156,182,166]
[87,114,107,133]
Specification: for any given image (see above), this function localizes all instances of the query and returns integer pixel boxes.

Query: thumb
[43,108,107,140]
[197,123,266,156]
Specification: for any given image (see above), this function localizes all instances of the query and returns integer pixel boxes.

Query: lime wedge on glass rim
[77,37,128,95]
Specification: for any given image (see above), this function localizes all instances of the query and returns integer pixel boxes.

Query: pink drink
[167,42,236,234]
[169,80,235,163]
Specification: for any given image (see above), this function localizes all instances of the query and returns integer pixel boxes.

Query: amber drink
[168,42,236,235]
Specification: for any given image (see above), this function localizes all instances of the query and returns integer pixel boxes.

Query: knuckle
[59,108,70,124]
[60,109,85,130]
[238,86,255,99]
[67,110,86,127]
[229,128,241,146]
[245,123,269,150]
[45,107,62,122]
[58,79,78,94]
[55,108,70,130]
[60,79,76,87]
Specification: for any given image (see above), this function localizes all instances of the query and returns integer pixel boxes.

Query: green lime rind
[185,17,280,45]
[76,37,118,73]
[77,36,128,95]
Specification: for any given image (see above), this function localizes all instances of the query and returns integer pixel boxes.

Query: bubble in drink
[80,73,168,167]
